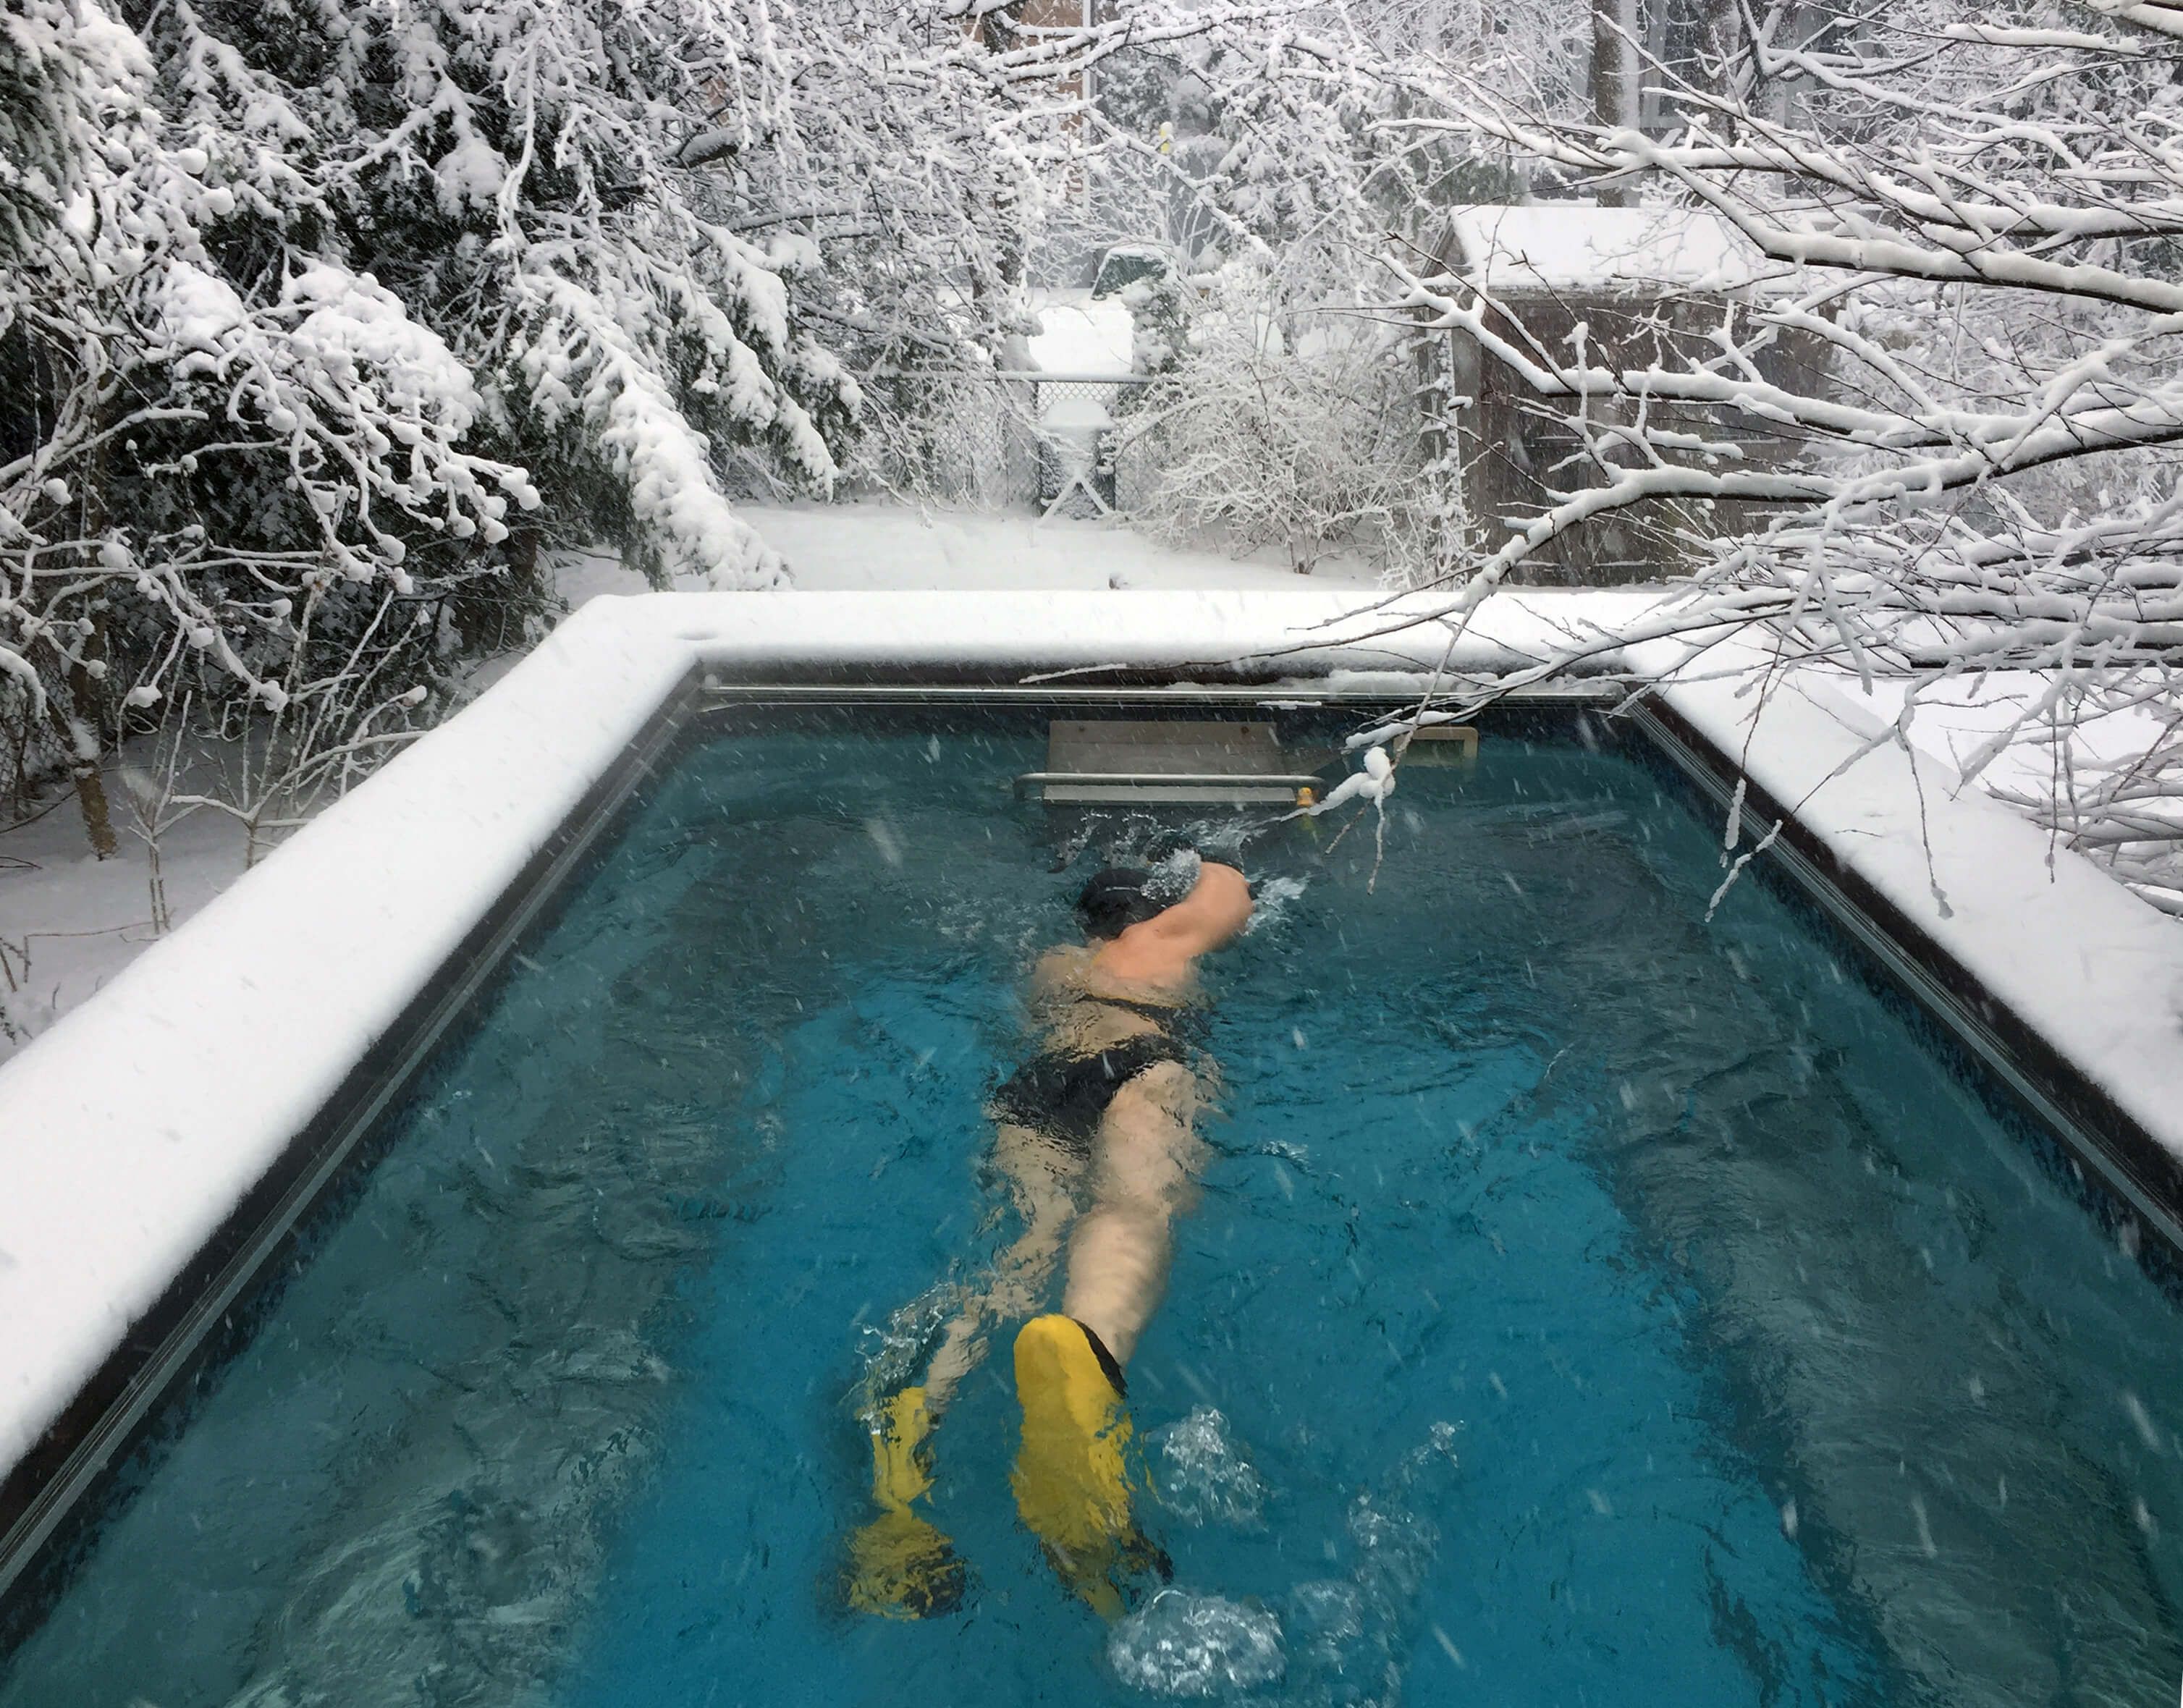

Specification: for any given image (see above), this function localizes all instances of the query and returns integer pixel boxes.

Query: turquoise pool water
[2,709,2177,1707]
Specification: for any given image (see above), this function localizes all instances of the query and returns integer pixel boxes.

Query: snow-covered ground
[0,508,1381,1062]
[1026,289,1134,376]
[0,787,251,1059]
[562,499,1383,600]
[1840,674,2172,810]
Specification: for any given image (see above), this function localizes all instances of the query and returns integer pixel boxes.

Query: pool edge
[1629,693,2183,1261]
[0,662,709,1633]
[1,588,2179,1641]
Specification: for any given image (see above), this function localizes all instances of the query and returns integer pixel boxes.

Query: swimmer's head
[1075,867,1164,940]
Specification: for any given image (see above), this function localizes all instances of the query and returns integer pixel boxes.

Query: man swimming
[846,855,1254,1620]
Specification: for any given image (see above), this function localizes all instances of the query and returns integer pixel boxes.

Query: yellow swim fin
[1010,1316,1167,1618]
[844,1386,966,1619]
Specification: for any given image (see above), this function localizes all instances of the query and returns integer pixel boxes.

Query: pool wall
[0,587,2177,1615]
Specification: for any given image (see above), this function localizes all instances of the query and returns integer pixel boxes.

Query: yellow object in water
[1010,1316,1165,1618]
[844,1385,966,1619]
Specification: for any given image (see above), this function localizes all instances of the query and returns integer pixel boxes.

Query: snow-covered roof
[1443,203,1784,297]
[1026,289,1134,377]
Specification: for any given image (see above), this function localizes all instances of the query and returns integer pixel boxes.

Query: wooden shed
[1425,204,1831,585]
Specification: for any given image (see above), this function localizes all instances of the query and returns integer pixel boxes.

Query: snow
[0,802,250,1048]
[1445,203,1788,297]
[285,263,481,434]
[521,277,789,587]
[1027,288,1135,376]
[1,578,2179,1502]
[1639,637,2183,1194]
[560,501,1389,595]
[431,132,505,212]
[154,258,248,373]
[1039,394,1114,431]
[1836,672,2178,829]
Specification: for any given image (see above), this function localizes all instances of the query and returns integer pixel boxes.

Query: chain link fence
[848,371,1157,517]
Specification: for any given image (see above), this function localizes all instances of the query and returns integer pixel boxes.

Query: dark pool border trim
[1625,693,2183,1261]
[0,666,709,1634]
[696,654,1630,699]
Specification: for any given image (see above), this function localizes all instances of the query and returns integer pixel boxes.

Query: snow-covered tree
[1350,0,2183,911]
[4,0,518,854]
[1047,1,2183,911]
[0,0,1140,850]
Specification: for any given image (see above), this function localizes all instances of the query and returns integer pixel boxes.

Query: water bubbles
[1107,1590,1285,1698]
[1347,1489,1436,1612]
[1149,845,1203,903]
[1285,1578,1363,1662]
[853,1281,956,1405]
[1150,1408,1267,1529]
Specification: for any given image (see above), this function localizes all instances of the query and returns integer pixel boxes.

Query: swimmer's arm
[1139,861,1253,956]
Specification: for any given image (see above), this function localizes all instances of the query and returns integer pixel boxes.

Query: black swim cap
[1076,867,1164,939]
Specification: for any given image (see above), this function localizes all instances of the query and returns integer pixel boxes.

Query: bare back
[1029,862,1253,1053]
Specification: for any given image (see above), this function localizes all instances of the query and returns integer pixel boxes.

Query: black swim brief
[989,1032,1191,1157]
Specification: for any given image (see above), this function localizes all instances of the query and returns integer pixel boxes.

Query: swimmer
[845,856,1254,1620]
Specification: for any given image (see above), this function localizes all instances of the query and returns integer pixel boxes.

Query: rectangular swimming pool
[2,701,2177,1706]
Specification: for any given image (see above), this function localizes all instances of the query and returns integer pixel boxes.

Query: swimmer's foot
[1010,1315,1169,1619]
[844,1386,966,1619]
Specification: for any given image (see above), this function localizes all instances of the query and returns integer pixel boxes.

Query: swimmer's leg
[922,1124,1084,1410]
[846,1123,1081,1618]
[845,1384,964,1618]
[1063,1060,1205,1366]
[1013,1064,1201,1615]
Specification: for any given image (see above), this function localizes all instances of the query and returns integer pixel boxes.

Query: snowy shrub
[1128,268,1422,572]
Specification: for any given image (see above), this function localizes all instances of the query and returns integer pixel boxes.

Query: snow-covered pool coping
[2,590,2179,1532]
[1626,646,2183,1241]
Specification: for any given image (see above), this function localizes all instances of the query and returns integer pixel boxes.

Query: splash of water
[1149,1407,1267,1529]
[1107,1590,1286,1698]
[1242,875,1309,937]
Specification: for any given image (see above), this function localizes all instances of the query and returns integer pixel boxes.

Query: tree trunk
[51,690,116,859]
[1589,0,1641,204]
